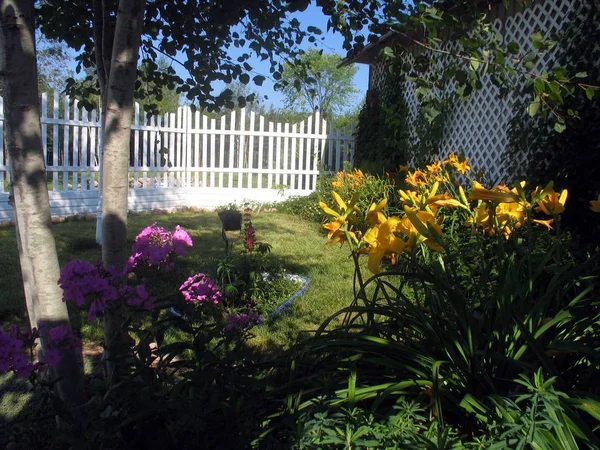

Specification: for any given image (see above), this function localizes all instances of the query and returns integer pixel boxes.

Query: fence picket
[227,111,235,188]
[52,91,59,191]
[218,114,226,188]
[210,117,216,189]
[257,116,264,189]
[72,99,79,190]
[62,96,70,191]
[267,121,274,189]
[297,120,305,190]
[238,108,246,188]
[81,108,89,191]
[290,123,297,190]
[248,111,255,189]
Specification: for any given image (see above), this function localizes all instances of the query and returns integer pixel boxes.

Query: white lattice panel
[375,0,580,182]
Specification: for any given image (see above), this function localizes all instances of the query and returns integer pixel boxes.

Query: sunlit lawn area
[0,210,355,351]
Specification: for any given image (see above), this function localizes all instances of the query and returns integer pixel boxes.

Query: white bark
[100,0,146,380]
[0,0,82,408]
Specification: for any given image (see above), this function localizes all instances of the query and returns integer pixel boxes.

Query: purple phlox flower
[224,311,262,332]
[179,273,222,305]
[127,223,192,273]
[59,260,121,320]
[48,324,82,352]
[0,327,36,378]
[173,225,193,256]
[40,348,62,368]
[124,284,155,310]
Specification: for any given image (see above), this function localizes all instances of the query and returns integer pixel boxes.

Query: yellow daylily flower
[589,195,600,213]
[363,217,407,274]
[319,201,340,218]
[469,181,520,204]
[403,207,444,251]
[496,202,526,228]
[399,189,422,208]
[426,161,443,175]
[536,187,568,215]
[444,152,471,174]
[427,192,468,209]
[533,218,555,230]
[399,164,410,172]
[332,191,347,210]
[366,198,388,226]
[322,217,358,247]
[405,170,427,187]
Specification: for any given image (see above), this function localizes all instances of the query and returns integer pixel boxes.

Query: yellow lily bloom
[427,192,468,209]
[533,218,555,230]
[469,181,520,204]
[322,217,358,247]
[402,207,445,252]
[405,170,427,187]
[496,202,526,228]
[363,217,407,274]
[536,187,568,215]
[589,195,600,213]
[366,198,388,226]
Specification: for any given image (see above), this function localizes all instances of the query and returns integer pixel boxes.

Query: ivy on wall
[354,74,411,173]
[506,1,600,241]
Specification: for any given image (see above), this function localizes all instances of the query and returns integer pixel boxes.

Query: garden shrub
[263,155,600,448]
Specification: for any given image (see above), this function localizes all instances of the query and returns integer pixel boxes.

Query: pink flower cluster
[59,259,154,320]
[179,273,222,305]
[126,224,193,273]
[224,312,262,332]
[0,324,81,377]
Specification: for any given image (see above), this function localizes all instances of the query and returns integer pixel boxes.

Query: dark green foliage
[354,76,410,173]
[506,1,600,245]
[277,192,328,224]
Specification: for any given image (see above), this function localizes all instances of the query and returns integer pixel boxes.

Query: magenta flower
[127,224,193,273]
[40,348,62,368]
[179,273,222,305]
[0,327,35,378]
[224,312,262,332]
[123,284,155,310]
[173,225,193,256]
[59,260,120,320]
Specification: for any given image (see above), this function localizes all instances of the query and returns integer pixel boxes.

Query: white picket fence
[0,92,355,221]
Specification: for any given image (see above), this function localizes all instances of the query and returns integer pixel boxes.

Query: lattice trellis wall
[370,0,579,183]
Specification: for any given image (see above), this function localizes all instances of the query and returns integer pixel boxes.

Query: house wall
[368,0,580,182]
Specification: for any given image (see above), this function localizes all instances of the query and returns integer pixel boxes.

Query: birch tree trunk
[0,0,82,409]
[100,0,145,379]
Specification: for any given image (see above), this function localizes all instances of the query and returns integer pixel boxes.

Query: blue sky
[184,4,369,111]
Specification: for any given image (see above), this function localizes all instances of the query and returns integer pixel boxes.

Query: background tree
[280,48,359,117]
[137,56,180,116]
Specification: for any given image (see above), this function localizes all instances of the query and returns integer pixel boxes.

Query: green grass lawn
[0,210,356,351]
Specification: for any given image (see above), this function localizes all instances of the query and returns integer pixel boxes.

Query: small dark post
[218,210,242,256]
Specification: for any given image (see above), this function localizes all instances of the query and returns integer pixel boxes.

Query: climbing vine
[506,0,600,241]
